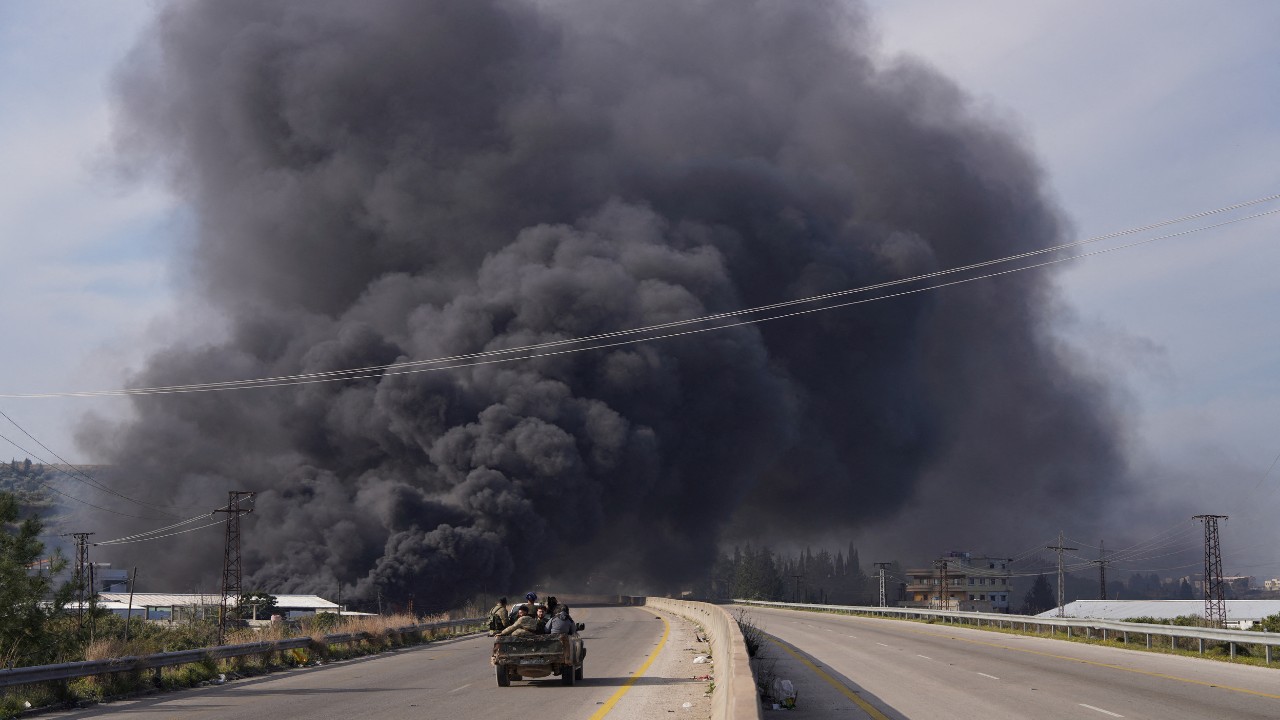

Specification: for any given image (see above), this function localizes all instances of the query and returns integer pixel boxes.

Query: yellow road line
[588,614,670,720]
[768,636,890,720]
[879,620,1280,701]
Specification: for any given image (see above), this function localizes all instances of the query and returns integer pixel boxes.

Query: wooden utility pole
[125,567,138,642]
[1047,532,1078,618]
[1096,540,1108,600]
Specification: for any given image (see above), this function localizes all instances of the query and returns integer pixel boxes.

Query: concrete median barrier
[644,598,761,720]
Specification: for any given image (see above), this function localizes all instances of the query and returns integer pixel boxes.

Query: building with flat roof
[1037,599,1280,630]
[83,593,340,621]
[904,552,1012,612]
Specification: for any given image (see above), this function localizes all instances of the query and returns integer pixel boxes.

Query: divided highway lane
[747,605,1280,719]
[46,606,701,720]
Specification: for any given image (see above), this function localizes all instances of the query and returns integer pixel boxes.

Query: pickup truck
[492,627,586,686]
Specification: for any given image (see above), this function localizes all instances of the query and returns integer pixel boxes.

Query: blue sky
[2,1,1278,576]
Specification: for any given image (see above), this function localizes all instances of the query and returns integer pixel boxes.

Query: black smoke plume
[84,0,1127,608]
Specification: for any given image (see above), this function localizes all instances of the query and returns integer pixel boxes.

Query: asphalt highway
[745,604,1280,719]
[45,605,709,720]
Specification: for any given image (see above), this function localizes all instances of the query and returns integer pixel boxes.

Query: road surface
[45,605,712,720]
[744,604,1280,719]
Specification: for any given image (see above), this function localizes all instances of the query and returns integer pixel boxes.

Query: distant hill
[1,459,54,508]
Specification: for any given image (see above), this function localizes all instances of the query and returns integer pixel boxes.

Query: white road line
[916,655,932,660]
[1079,703,1124,717]
[876,642,889,647]
[447,683,472,694]
[846,635,857,639]
[976,673,1000,681]
[825,629,833,633]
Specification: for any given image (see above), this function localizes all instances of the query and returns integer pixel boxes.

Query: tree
[1251,613,1280,633]
[1177,579,1194,600]
[1022,574,1055,615]
[0,492,71,667]
[238,591,279,620]
[731,544,784,601]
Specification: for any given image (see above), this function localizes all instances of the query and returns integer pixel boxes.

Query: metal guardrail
[737,600,1280,663]
[0,616,485,690]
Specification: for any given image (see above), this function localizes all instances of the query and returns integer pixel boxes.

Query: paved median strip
[587,615,670,720]
[768,636,890,720]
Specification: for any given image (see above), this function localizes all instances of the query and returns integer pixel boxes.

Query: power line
[95,513,219,545]
[97,519,225,545]
[0,429,158,520]
[96,496,254,546]
[4,196,1279,400]
[0,408,189,517]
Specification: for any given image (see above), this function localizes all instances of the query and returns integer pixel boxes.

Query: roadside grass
[0,612,483,719]
[746,604,1280,670]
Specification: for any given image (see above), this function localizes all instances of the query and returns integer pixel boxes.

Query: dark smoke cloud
[83,0,1127,607]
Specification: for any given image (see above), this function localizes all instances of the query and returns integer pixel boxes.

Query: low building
[903,552,1013,613]
[90,593,340,621]
[1037,599,1280,630]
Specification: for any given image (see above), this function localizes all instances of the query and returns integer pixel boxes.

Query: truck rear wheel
[561,665,576,686]
[575,661,583,681]
[496,665,510,687]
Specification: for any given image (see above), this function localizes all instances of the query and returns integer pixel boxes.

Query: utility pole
[216,491,256,645]
[1096,540,1108,601]
[874,562,892,607]
[125,567,138,642]
[934,559,949,610]
[1047,532,1077,618]
[1193,515,1228,628]
[63,532,94,628]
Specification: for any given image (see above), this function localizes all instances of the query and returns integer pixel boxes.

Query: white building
[1037,599,1280,630]
[88,593,340,621]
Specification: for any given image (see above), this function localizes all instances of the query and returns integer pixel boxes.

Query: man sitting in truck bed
[547,606,576,635]
[495,605,540,636]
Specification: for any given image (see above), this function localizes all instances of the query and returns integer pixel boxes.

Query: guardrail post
[1066,626,1071,639]
[1229,642,1236,659]
[1145,633,1151,649]
[1198,638,1204,654]
[1267,645,1272,664]
[1101,629,1106,642]
[1122,631,1127,644]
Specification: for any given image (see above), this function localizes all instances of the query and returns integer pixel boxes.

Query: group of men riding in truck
[488,592,577,636]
